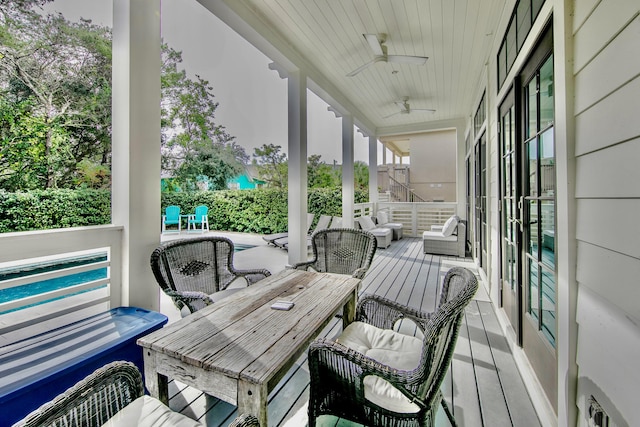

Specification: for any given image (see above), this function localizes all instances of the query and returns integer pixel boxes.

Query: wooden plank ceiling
[200,0,507,135]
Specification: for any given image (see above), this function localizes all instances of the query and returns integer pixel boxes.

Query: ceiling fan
[347,33,428,77]
[384,97,436,118]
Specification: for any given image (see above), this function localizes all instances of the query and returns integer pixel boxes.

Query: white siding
[573,2,640,426]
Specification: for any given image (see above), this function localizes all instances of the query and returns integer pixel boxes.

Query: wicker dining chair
[150,236,271,314]
[14,361,260,427]
[308,267,478,427]
[291,228,377,279]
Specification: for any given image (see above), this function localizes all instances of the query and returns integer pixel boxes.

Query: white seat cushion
[441,216,459,237]
[422,230,458,241]
[103,395,203,427]
[337,321,423,413]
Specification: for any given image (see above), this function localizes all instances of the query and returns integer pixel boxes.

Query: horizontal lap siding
[573,2,640,426]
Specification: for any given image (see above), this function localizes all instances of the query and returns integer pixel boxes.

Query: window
[497,0,546,91]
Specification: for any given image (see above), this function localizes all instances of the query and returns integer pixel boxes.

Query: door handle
[515,196,525,232]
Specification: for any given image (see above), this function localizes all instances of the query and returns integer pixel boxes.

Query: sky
[43,0,378,165]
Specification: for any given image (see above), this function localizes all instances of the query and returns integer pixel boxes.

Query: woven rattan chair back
[306,228,377,279]
[14,361,143,427]
[150,236,270,313]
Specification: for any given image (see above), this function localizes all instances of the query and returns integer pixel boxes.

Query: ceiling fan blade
[412,108,436,113]
[363,33,384,56]
[383,110,402,119]
[346,57,384,77]
[388,55,428,65]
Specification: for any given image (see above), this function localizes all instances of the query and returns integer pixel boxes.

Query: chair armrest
[352,267,368,279]
[430,225,444,232]
[14,361,144,427]
[232,268,271,285]
[164,289,214,313]
[356,294,431,332]
[229,414,260,427]
[291,260,315,271]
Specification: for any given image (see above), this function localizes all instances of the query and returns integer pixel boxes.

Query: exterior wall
[409,129,457,201]
[572,2,640,426]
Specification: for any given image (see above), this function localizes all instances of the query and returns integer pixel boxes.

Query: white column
[554,1,578,425]
[342,115,355,227]
[287,71,308,266]
[368,135,379,205]
[112,0,161,310]
[382,143,387,165]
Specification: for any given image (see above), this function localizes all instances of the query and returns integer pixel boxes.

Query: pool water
[0,253,108,314]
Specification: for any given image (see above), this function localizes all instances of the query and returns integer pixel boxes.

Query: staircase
[388,176,426,202]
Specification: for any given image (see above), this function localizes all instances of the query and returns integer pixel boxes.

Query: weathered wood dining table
[137,268,361,426]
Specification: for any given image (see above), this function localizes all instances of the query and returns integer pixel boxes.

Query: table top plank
[211,274,358,383]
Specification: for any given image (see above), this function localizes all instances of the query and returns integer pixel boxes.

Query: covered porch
[162,236,542,426]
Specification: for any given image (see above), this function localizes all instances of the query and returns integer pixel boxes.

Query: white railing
[355,202,458,238]
[0,225,123,345]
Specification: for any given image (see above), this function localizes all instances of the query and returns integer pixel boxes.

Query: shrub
[0,187,368,234]
[0,189,111,233]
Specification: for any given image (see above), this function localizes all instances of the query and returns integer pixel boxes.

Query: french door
[474,134,487,269]
[499,25,557,409]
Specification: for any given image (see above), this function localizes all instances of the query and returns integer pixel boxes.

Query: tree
[253,144,287,188]
[307,154,339,188]
[0,1,113,189]
[160,45,246,190]
[354,160,370,191]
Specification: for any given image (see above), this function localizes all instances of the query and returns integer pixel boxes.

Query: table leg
[343,288,357,329]
[143,350,169,405]
[237,380,268,426]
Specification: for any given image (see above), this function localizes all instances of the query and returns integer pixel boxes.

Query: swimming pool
[0,253,108,314]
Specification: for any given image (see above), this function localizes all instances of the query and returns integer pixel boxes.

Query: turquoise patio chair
[162,205,181,234]
[188,205,209,233]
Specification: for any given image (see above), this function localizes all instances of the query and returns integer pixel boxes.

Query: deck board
[166,237,540,426]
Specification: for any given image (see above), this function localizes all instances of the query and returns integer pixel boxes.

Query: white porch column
[112,0,161,310]
[368,135,379,205]
[342,115,355,227]
[286,70,308,265]
[382,143,387,165]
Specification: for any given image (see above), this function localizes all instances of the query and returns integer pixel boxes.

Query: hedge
[0,187,368,234]
[0,189,111,233]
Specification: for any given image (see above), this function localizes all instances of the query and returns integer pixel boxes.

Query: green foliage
[0,189,110,233]
[162,187,368,234]
[0,186,369,234]
[308,154,340,188]
[0,5,113,189]
[252,144,287,188]
[1,6,243,194]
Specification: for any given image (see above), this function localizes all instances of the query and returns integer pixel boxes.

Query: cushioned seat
[423,215,466,257]
[357,216,392,249]
[336,322,423,413]
[375,211,403,240]
[104,395,203,427]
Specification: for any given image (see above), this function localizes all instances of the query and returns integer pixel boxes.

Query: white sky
[44,0,378,164]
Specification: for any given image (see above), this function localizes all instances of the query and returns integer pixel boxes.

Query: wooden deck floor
[167,237,542,426]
